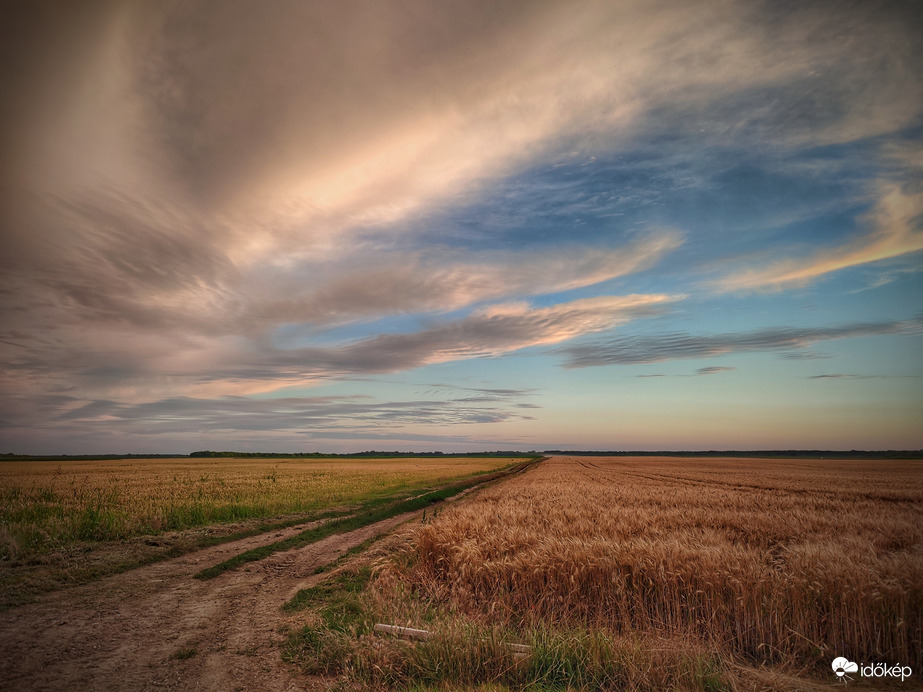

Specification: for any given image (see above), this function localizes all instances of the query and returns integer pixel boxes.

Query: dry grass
[0,456,518,560]
[388,456,922,677]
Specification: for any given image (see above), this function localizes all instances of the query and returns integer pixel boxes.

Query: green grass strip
[194,463,535,581]
[184,507,356,550]
[283,564,373,613]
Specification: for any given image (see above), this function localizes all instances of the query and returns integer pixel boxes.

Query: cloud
[127,0,871,218]
[850,264,923,293]
[779,351,831,360]
[561,319,916,368]
[712,181,923,292]
[0,391,539,452]
[242,293,683,384]
[695,366,736,376]
[49,394,533,431]
[806,373,912,380]
[0,188,680,337]
[0,293,681,403]
[240,231,683,330]
[6,0,919,259]
[2,1,921,452]
[3,0,918,336]
[423,384,538,398]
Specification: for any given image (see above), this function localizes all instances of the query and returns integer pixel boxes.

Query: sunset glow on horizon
[1,0,921,454]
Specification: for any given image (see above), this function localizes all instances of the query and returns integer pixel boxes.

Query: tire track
[0,460,544,691]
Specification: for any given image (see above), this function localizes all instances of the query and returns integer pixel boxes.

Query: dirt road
[0,512,415,691]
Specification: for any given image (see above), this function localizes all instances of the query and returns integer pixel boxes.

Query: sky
[0,0,921,454]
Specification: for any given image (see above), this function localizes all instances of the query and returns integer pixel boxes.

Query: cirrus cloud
[712,180,923,292]
[560,318,918,368]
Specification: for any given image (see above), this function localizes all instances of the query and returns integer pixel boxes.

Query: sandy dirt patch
[0,512,416,691]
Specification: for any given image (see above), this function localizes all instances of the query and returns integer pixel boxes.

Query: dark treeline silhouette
[3,449,920,462]
[0,453,186,462]
[187,450,536,459]
[543,449,923,459]
[0,451,538,462]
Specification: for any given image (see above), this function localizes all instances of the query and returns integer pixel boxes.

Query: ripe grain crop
[0,456,518,561]
[394,456,922,671]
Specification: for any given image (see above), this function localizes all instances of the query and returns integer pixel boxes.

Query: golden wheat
[394,456,923,667]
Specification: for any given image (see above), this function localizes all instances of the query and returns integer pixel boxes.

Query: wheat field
[390,456,922,675]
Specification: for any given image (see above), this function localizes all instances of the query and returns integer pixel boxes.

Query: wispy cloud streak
[0,393,538,451]
[0,293,682,403]
[561,319,916,368]
[713,182,923,292]
[244,294,683,383]
[244,232,682,329]
[695,366,736,376]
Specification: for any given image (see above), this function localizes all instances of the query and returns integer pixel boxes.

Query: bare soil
[0,512,417,691]
[0,511,339,610]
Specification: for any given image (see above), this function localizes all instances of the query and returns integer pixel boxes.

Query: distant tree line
[5,449,919,462]
[188,450,537,459]
[542,450,923,459]
[1,450,538,462]
[0,453,185,462]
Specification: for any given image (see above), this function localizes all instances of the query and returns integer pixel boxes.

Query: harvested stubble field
[0,456,518,562]
[287,455,923,690]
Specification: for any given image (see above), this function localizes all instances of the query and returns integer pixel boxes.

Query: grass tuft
[284,565,372,613]
[170,646,198,660]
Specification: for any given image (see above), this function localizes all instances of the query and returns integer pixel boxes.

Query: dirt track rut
[0,512,415,691]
